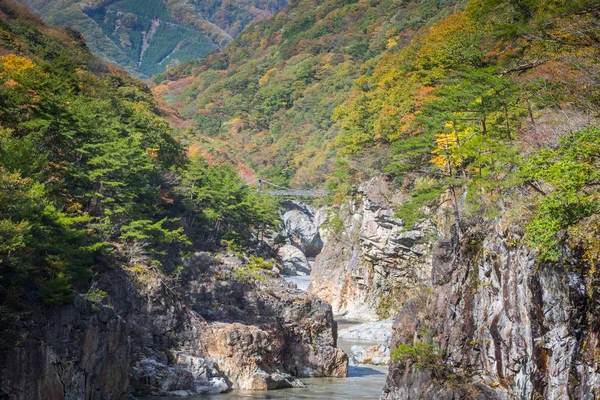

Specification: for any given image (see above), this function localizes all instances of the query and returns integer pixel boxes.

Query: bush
[392,341,450,378]
[82,287,108,304]
[232,255,274,283]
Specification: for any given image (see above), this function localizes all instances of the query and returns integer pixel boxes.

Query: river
[145,276,388,399]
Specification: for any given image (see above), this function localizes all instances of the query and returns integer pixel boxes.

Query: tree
[177,156,280,244]
[523,127,600,263]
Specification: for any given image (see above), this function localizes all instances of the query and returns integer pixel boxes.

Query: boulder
[278,244,311,276]
[130,353,227,396]
[338,318,394,343]
[282,202,323,257]
[350,345,391,365]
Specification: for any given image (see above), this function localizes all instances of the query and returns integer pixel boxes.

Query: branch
[500,60,546,76]
[525,180,546,196]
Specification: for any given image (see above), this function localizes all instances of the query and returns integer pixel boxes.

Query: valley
[1,0,600,399]
[22,0,288,76]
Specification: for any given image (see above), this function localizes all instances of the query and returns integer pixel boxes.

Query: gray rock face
[278,244,311,276]
[382,225,600,400]
[281,201,324,258]
[0,250,348,398]
[309,176,435,320]
[130,354,227,396]
[0,296,129,400]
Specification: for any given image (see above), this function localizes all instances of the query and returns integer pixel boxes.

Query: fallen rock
[278,244,311,276]
[350,344,391,365]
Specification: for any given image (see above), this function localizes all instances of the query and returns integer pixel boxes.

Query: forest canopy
[0,0,279,309]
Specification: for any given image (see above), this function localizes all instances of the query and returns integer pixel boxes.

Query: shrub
[392,341,450,378]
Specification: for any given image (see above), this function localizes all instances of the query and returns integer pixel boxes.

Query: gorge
[2,0,600,399]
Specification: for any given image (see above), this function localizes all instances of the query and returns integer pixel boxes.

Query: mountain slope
[155,0,463,188]
[21,0,288,76]
[0,0,277,326]
[0,2,347,398]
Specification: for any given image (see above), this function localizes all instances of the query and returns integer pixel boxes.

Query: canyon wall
[382,225,600,399]
[309,176,437,320]
[0,251,347,399]
[0,297,129,400]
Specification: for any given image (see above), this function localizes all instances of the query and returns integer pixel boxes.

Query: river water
[146,276,388,399]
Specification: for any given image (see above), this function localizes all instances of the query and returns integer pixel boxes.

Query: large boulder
[130,353,228,396]
[281,201,324,257]
[338,318,394,343]
[278,244,311,276]
[350,345,390,366]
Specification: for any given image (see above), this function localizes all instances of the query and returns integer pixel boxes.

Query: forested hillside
[0,0,277,321]
[21,0,288,76]
[155,0,462,188]
[157,0,600,264]
[193,0,288,38]
[332,0,600,261]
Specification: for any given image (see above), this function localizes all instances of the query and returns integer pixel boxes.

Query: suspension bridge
[246,178,330,197]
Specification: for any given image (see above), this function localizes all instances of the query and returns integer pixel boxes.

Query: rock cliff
[277,200,326,276]
[0,297,129,400]
[0,251,347,399]
[382,224,600,399]
[309,176,435,320]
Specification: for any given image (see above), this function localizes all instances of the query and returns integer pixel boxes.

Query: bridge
[246,178,330,198]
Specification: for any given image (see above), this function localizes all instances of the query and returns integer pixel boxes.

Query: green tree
[177,157,280,244]
[523,127,600,262]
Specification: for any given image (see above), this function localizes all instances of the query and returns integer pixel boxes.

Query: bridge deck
[247,178,330,197]
[266,189,330,197]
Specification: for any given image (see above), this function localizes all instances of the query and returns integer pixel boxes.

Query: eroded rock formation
[309,176,435,320]
[0,251,347,399]
[382,225,600,399]
[281,201,324,258]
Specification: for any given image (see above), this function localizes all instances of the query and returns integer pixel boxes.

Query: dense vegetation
[155,0,462,188]
[0,0,278,313]
[21,0,288,76]
[332,0,600,265]
[157,0,600,268]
